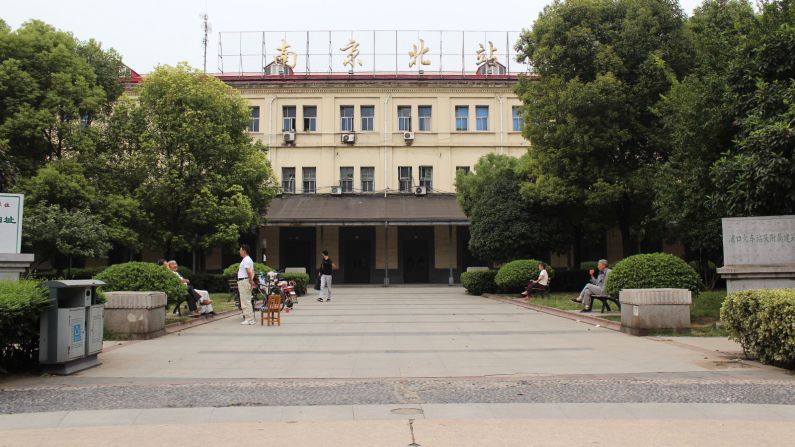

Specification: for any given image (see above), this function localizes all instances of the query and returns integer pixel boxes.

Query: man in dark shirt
[317,250,336,302]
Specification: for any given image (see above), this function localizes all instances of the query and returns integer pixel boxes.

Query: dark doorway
[343,239,372,283]
[280,227,316,277]
[403,239,430,283]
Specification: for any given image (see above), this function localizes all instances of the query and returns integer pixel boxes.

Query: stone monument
[717,215,795,293]
[0,193,34,280]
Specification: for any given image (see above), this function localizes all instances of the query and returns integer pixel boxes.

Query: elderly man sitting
[571,259,611,313]
[166,260,215,317]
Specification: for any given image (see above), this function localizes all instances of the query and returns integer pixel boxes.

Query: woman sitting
[521,262,549,297]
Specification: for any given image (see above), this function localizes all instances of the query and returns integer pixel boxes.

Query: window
[398,166,413,193]
[476,106,489,131]
[302,167,316,194]
[361,167,375,193]
[79,113,90,128]
[397,106,411,131]
[418,106,432,131]
[455,106,468,131]
[340,106,354,132]
[248,106,260,132]
[340,167,354,193]
[361,106,374,131]
[512,106,523,132]
[282,167,295,194]
[456,166,471,176]
[283,106,296,131]
[303,106,317,132]
[419,166,433,191]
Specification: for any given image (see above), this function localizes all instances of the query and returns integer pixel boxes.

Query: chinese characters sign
[0,193,23,253]
[722,216,795,265]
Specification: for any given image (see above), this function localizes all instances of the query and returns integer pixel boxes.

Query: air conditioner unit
[414,186,427,196]
[331,186,342,195]
[283,132,296,143]
[403,131,415,142]
[341,133,356,144]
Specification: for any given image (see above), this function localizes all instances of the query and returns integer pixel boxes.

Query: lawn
[166,292,238,324]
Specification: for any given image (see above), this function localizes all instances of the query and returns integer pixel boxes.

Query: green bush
[494,259,554,293]
[175,265,193,279]
[281,272,310,295]
[222,262,272,279]
[189,273,228,293]
[32,267,106,280]
[0,280,50,371]
[96,262,187,306]
[579,261,599,271]
[721,289,795,369]
[604,253,703,298]
[461,270,498,295]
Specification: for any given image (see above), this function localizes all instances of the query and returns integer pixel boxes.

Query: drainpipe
[383,95,391,198]
[267,95,277,162]
[496,95,505,154]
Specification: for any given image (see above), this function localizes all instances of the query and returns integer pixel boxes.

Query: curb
[165,309,239,334]
[482,294,622,331]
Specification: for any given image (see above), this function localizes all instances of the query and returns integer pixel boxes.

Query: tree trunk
[572,224,583,269]
[618,199,633,259]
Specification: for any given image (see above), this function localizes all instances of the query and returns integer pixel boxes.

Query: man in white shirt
[237,244,256,325]
[167,260,204,317]
[521,262,549,297]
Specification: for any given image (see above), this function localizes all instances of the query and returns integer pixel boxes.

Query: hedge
[188,273,228,293]
[96,262,187,306]
[494,259,554,293]
[461,270,498,295]
[33,267,106,280]
[550,269,591,292]
[0,280,50,371]
[281,272,310,295]
[721,288,795,369]
[222,262,273,279]
[604,253,703,298]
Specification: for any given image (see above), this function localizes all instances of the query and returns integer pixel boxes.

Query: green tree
[514,0,693,257]
[0,20,124,177]
[108,63,278,258]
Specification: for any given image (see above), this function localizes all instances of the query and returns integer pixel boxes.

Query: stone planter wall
[103,291,167,340]
[620,288,692,335]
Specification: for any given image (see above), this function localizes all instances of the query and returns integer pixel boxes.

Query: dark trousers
[186,286,201,312]
[525,282,548,295]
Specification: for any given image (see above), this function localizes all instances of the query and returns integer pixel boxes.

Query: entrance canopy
[264,194,469,226]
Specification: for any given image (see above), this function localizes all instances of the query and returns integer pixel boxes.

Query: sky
[3,0,705,74]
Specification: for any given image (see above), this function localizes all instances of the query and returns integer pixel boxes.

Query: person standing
[237,244,256,325]
[317,250,336,302]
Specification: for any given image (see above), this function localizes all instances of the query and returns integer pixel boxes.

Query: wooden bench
[591,294,621,313]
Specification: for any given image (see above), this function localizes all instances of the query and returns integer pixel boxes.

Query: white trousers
[320,274,332,300]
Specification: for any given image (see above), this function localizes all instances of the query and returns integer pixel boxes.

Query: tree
[107,63,278,258]
[514,0,693,257]
[456,154,568,263]
[0,20,124,178]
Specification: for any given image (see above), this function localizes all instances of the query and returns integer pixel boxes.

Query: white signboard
[722,215,795,266]
[0,193,23,253]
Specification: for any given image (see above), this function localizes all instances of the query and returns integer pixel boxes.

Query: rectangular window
[360,167,375,193]
[419,166,433,191]
[456,166,471,176]
[455,106,468,131]
[512,106,523,132]
[248,106,260,132]
[361,106,374,131]
[281,167,295,194]
[398,166,413,193]
[303,106,317,132]
[340,106,354,132]
[418,106,432,131]
[340,167,354,193]
[476,106,489,131]
[282,106,296,132]
[397,106,412,131]
[302,167,316,194]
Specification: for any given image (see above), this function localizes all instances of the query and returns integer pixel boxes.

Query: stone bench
[619,288,692,335]
[104,291,167,339]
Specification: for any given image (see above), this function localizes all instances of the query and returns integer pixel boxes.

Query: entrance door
[343,239,371,283]
[403,239,430,283]
[280,228,315,276]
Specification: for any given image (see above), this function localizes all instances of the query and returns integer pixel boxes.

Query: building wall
[375,225,399,270]
[434,225,458,270]
[317,226,340,269]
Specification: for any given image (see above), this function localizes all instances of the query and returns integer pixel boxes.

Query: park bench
[527,278,552,298]
[590,294,621,313]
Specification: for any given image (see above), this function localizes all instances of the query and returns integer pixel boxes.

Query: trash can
[38,280,106,375]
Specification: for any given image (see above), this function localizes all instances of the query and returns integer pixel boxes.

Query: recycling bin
[38,280,106,374]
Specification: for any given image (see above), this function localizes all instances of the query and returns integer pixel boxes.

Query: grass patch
[103,326,133,341]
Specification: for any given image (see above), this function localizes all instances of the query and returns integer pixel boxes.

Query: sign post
[0,193,34,280]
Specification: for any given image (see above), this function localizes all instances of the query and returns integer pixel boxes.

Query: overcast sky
[4,0,705,73]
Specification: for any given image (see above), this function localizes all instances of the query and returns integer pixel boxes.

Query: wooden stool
[261,294,281,326]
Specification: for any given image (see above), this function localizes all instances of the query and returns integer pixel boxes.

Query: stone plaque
[0,193,24,254]
[722,215,795,266]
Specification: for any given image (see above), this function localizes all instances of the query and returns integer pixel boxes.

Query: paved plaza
[2,286,794,446]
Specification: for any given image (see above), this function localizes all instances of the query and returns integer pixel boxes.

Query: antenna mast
[201,12,211,73]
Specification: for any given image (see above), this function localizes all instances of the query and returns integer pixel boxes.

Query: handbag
[314,274,322,291]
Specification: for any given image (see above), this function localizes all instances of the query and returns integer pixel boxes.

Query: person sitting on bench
[167,260,203,318]
[521,262,549,297]
[571,259,611,313]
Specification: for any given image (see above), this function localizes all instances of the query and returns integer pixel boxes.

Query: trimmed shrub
[494,259,554,293]
[281,272,310,295]
[579,261,599,271]
[721,289,795,369]
[175,265,193,279]
[0,280,50,371]
[189,273,228,293]
[604,253,703,298]
[550,269,591,292]
[32,267,106,280]
[461,270,498,295]
[96,262,187,306]
[222,262,272,279]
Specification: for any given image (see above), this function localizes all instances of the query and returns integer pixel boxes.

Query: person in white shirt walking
[237,244,256,325]
[521,262,549,297]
